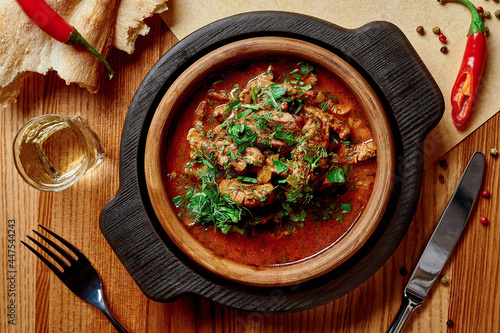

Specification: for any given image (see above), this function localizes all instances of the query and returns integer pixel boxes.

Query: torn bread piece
[113,0,168,54]
[0,0,118,107]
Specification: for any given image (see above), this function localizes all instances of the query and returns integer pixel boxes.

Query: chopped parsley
[227,122,257,153]
[273,159,289,173]
[300,63,314,75]
[237,176,258,183]
[290,211,307,222]
[172,196,184,207]
[272,131,298,146]
[240,104,259,111]
[269,83,287,99]
[326,166,345,183]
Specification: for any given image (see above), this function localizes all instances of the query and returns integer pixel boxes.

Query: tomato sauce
[165,57,377,266]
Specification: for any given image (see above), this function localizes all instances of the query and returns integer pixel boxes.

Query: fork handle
[99,305,129,333]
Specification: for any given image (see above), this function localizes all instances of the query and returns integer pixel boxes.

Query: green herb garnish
[341,203,352,214]
[326,166,345,183]
[300,63,314,75]
[172,196,184,207]
[240,104,260,111]
[290,211,307,222]
[237,176,258,183]
[227,122,257,153]
[269,84,287,98]
[273,159,289,173]
[237,109,254,119]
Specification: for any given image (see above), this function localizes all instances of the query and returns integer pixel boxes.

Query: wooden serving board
[99,11,444,312]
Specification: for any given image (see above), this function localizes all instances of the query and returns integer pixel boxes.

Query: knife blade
[387,151,485,333]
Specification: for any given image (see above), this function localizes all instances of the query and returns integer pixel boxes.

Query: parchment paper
[161,0,500,167]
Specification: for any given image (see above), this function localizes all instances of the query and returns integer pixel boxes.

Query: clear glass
[13,115,104,191]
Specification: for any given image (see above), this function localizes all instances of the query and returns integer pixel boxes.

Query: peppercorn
[490,148,498,157]
[495,10,500,19]
[439,175,445,183]
[432,26,441,34]
[446,320,454,328]
[484,11,491,19]
[482,190,490,198]
[439,160,448,169]
[485,26,490,36]
[440,276,449,284]
[477,6,484,14]
[480,216,489,225]
[439,33,447,43]
[416,26,425,35]
[440,46,449,54]
[399,267,408,276]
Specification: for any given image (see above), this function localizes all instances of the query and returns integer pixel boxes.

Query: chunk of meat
[207,90,231,102]
[187,128,236,168]
[258,111,299,132]
[263,154,292,177]
[302,72,318,86]
[331,120,351,140]
[238,111,300,149]
[243,147,265,166]
[213,104,235,122]
[281,81,318,101]
[218,179,275,208]
[186,128,264,172]
[289,117,330,188]
[304,106,351,139]
[239,65,275,104]
[346,140,377,164]
[193,101,207,123]
[330,104,352,115]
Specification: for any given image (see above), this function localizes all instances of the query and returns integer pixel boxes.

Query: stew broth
[165,57,377,266]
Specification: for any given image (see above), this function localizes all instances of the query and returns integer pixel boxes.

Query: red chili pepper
[446,0,486,128]
[15,0,114,79]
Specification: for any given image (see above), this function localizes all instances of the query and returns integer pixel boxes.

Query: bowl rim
[145,36,395,287]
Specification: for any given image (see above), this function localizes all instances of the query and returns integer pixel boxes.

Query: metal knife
[387,151,485,333]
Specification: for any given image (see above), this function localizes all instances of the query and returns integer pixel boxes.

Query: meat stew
[165,57,378,266]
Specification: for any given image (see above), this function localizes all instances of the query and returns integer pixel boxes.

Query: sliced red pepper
[15,0,114,79]
[444,0,486,128]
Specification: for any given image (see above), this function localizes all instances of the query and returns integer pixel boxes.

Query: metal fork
[21,225,129,333]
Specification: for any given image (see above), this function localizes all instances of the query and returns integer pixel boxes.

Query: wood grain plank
[1,14,499,332]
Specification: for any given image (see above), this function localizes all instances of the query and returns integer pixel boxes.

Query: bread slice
[0,0,168,107]
[113,0,168,54]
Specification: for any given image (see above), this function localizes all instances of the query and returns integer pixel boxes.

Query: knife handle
[387,295,421,333]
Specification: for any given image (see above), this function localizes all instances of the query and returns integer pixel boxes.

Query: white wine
[13,115,104,191]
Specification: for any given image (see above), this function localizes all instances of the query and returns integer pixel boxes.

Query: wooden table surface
[2,17,500,333]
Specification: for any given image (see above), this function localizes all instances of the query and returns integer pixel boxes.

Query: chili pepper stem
[441,0,486,34]
[66,28,115,80]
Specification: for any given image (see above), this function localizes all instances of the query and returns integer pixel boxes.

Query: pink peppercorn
[480,216,489,225]
[477,6,484,14]
[439,33,447,43]
[482,190,490,198]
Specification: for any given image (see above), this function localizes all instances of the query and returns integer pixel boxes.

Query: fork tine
[38,224,84,259]
[26,235,69,269]
[21,240,63,276]
[33,230,76,264]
